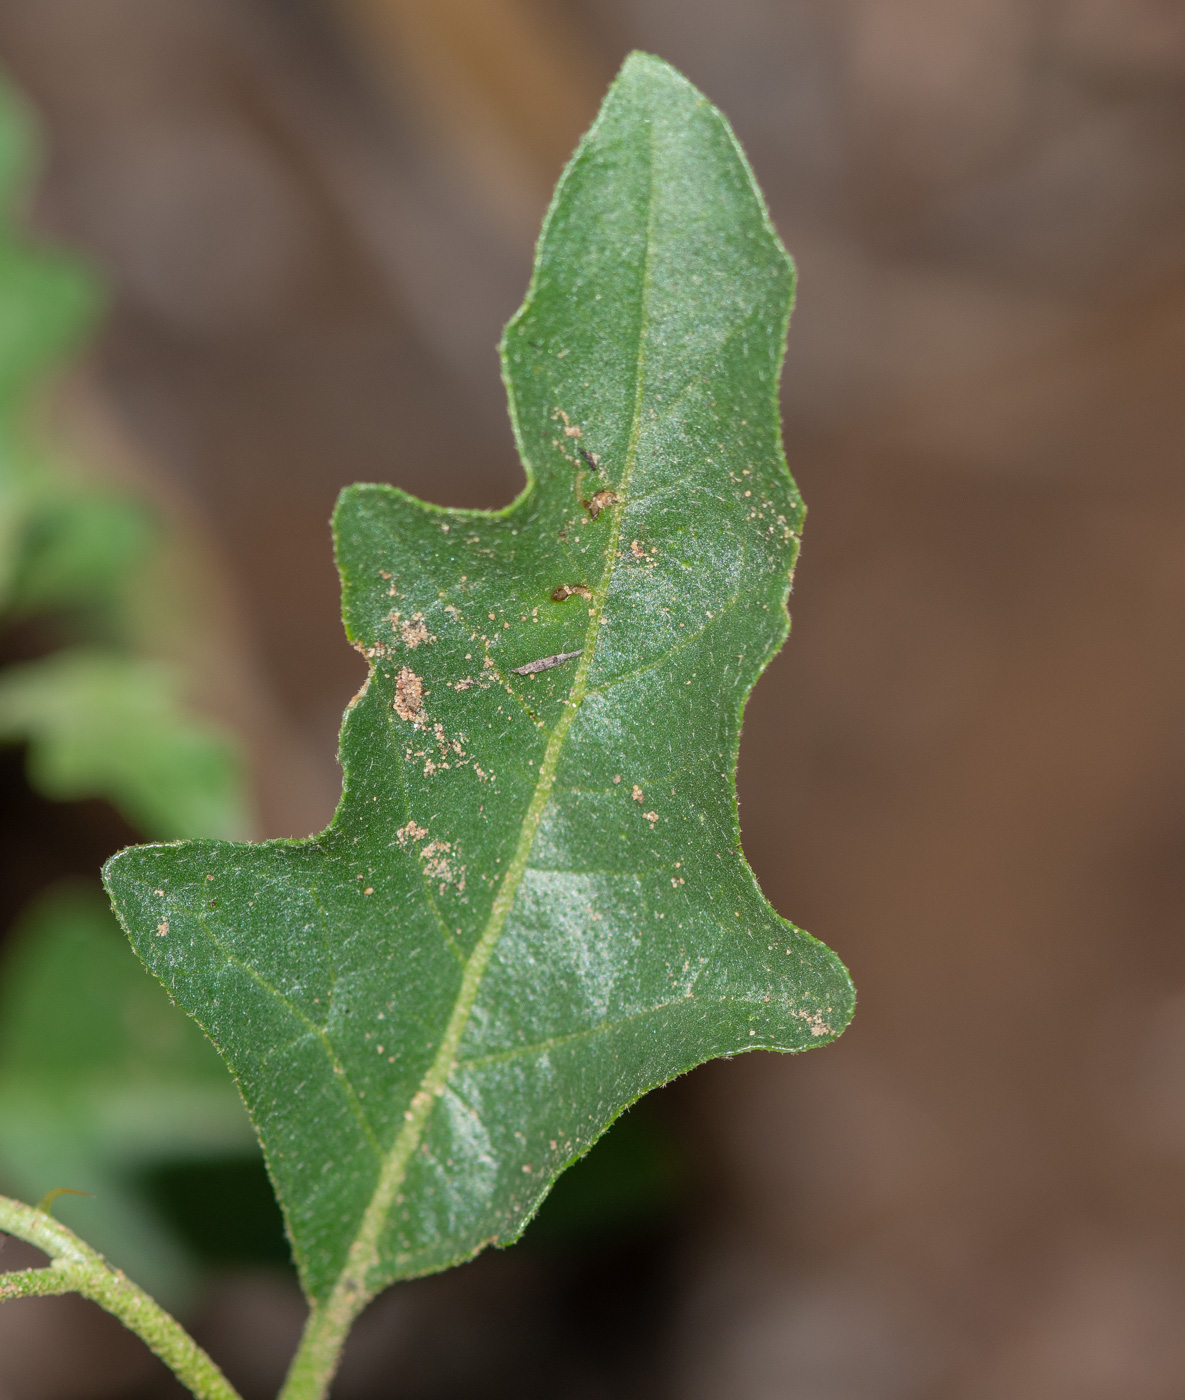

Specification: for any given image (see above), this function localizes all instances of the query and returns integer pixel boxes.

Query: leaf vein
[193,919,383,1158]
[305,117,661,1331]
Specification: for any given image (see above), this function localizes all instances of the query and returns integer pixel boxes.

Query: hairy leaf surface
[104,54,854,1309]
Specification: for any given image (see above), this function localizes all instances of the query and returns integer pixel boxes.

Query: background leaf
[0,64,261,1305]
[0,884,254,1302]
[0,650,249,841]
[8,488,154,615]
[104,53,854,1313]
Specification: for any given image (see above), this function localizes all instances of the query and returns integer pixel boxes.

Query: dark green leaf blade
[103,53,854,1309]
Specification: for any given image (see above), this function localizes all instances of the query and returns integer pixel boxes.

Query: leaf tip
[616,49,691,90]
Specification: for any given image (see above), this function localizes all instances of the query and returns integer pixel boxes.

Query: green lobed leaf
[0,884,254,1303]
[104,54,854,1309]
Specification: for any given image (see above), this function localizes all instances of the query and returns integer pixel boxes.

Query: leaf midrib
[290,121,657,1375]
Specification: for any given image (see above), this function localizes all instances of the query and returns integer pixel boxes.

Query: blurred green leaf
[0,76,99,417]
[0,650,250,840]
[0,75,34,217]
[140,1156,292,1270]
[0,883,255,1303]
[9,487,155,615]
[0,67,263,1308]
[0,235,99,416]
[0,71,104,612]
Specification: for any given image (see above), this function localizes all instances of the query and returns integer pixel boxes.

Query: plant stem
[277,1297,363,1400]
[0,1194,242,1400]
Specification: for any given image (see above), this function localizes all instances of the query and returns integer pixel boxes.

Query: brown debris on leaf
[421,840,464,894]
[794,1008,833,1037]
[585,490,620,519]
[393,666,426,725]
[389,611,435,648]
[551,583,593,602]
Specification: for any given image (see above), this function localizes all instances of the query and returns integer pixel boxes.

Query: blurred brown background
[2,1,1185,1396]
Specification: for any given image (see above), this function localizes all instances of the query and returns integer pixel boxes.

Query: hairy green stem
[0,1194,242,1400]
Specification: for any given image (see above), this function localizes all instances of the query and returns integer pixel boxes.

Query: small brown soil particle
[551,583,593,602]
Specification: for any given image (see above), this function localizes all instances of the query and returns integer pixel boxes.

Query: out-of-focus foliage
[0,886,254,1302]
[0,75,248,835]
[0,78,137,616]
[0,652,247,841]
[0,70,254,1304]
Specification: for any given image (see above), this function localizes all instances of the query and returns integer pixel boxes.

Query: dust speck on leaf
[551,583,592,602]
[397,821,428,846]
